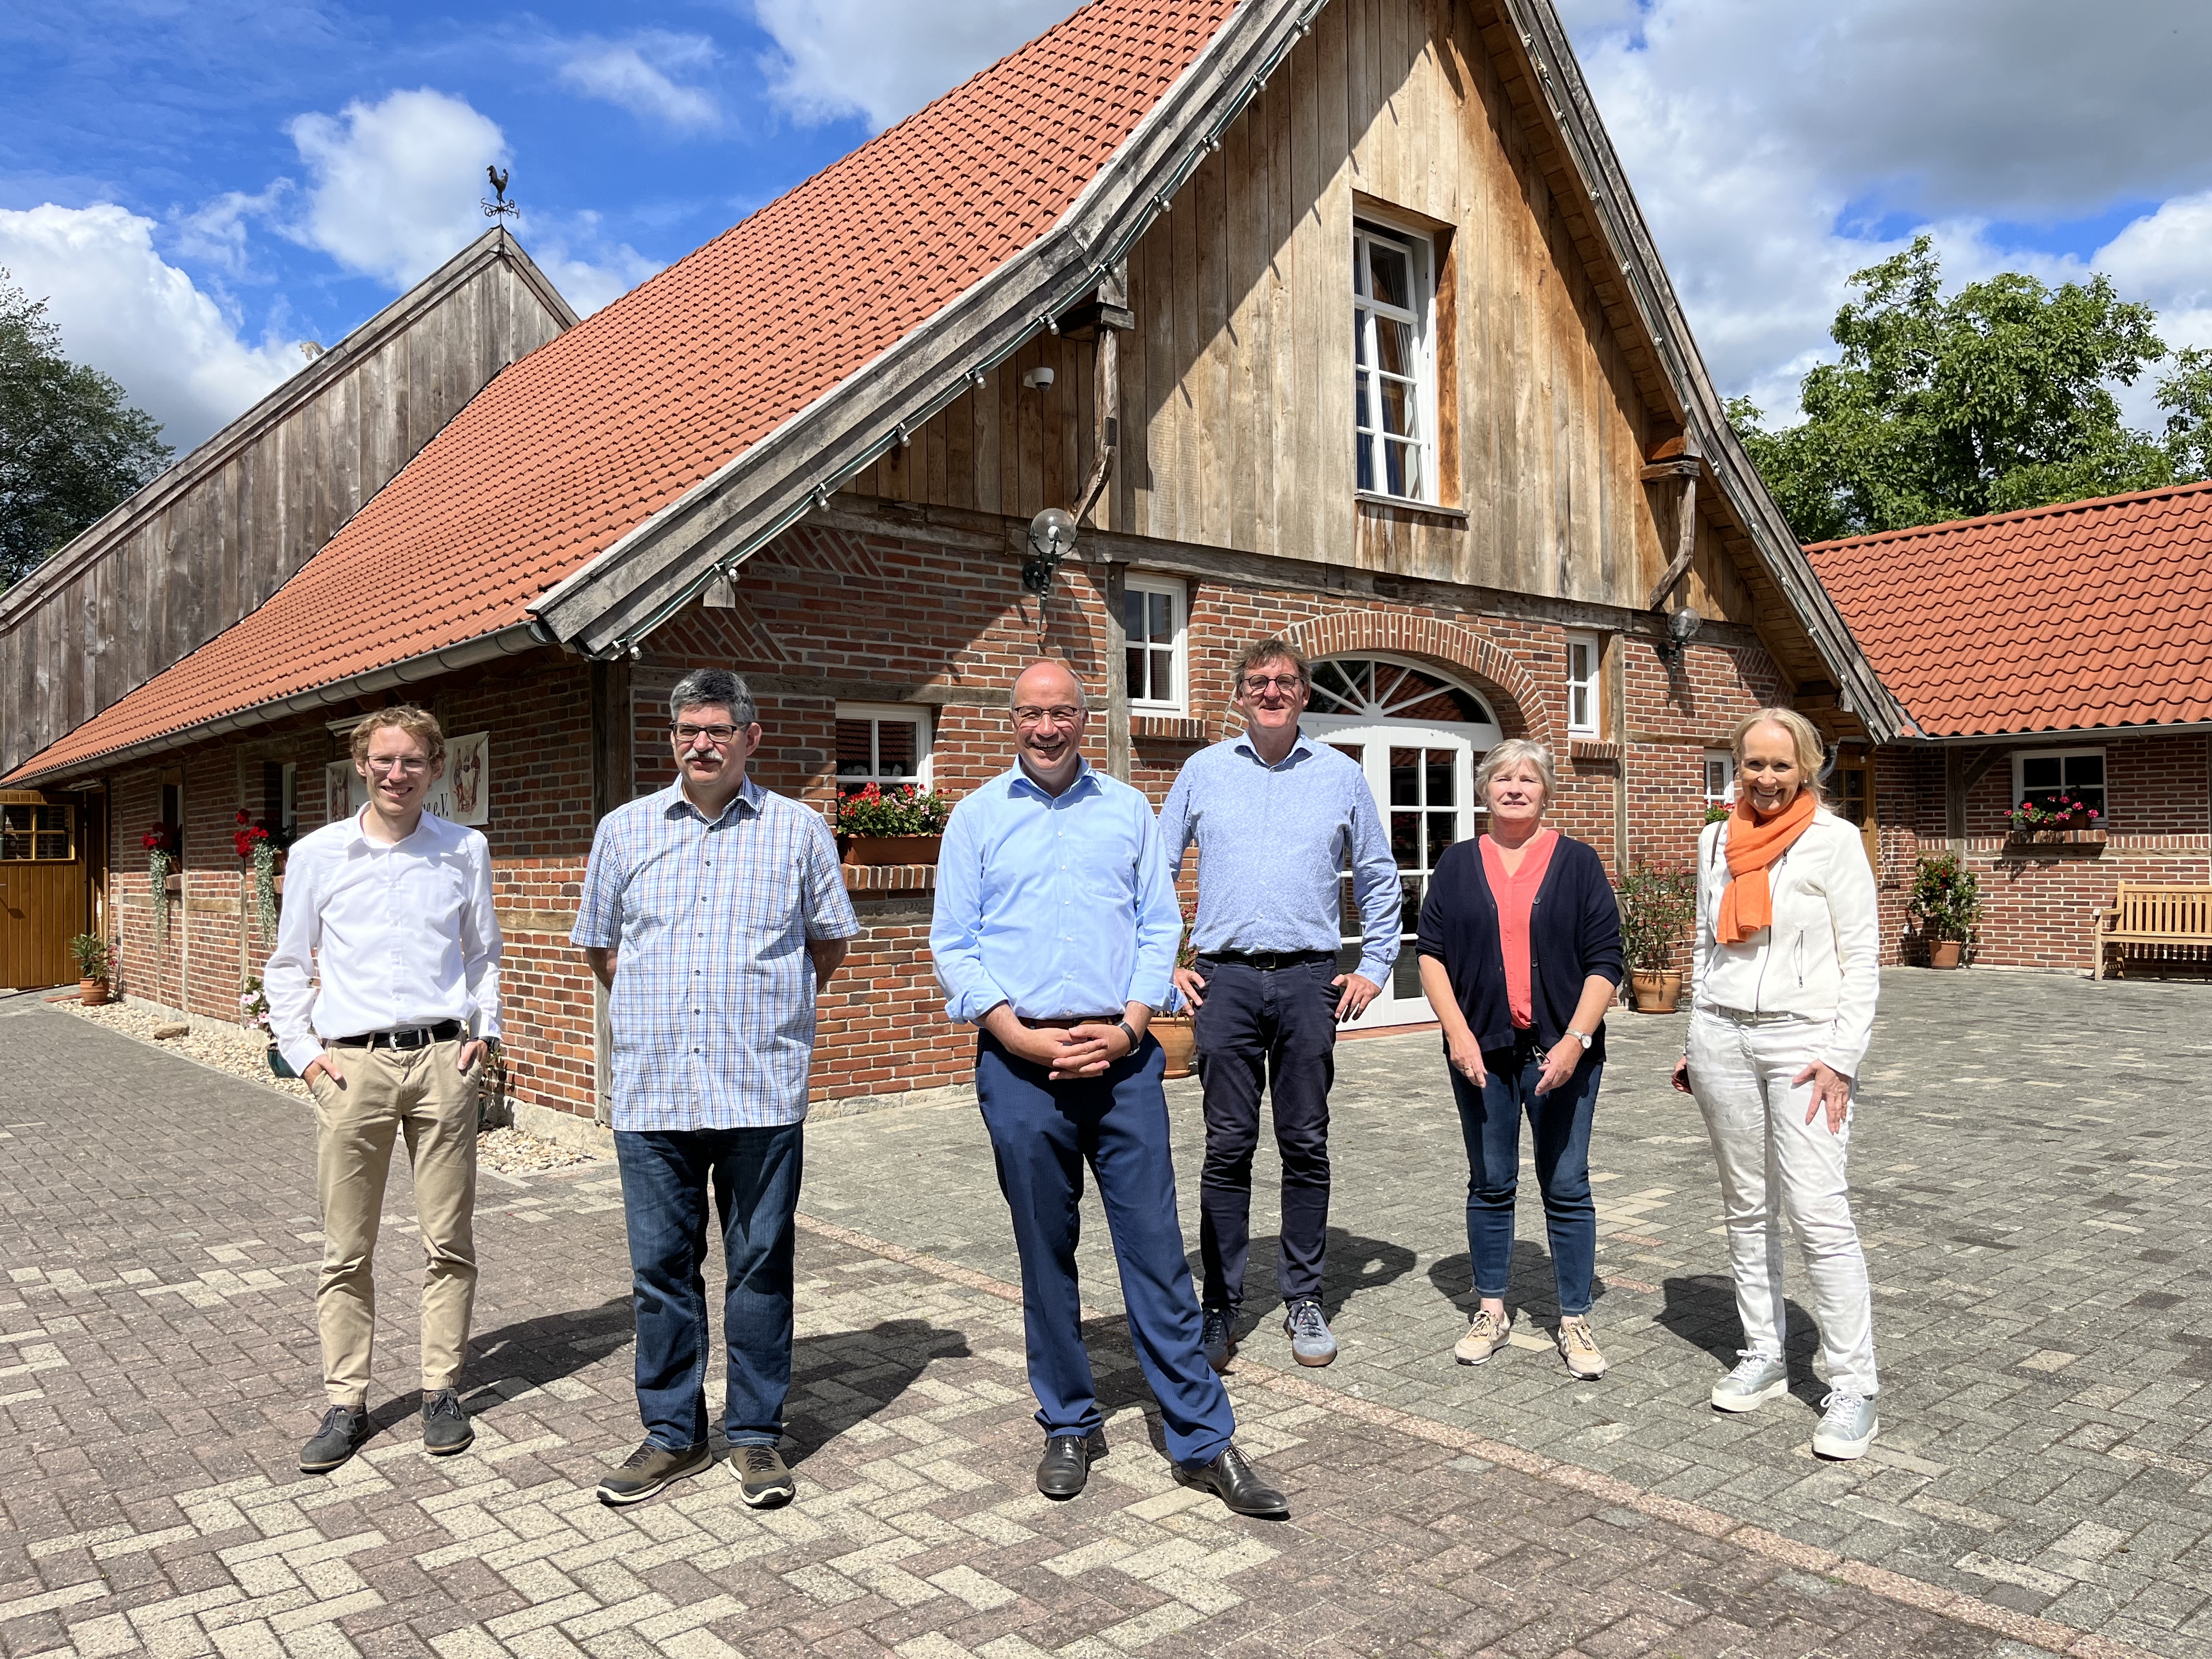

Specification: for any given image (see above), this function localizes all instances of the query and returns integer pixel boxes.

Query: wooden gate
[0,791,87,989]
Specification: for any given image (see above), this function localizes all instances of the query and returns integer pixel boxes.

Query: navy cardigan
[1414,834,1625,1059]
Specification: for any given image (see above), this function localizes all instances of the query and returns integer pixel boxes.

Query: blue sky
[7,0,2212,452]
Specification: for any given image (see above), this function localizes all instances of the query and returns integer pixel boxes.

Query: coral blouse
[1478,829,1559,1029]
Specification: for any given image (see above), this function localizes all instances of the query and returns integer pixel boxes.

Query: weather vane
[482,166,518,222]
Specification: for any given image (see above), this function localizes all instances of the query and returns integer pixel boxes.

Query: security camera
[1022,366,1055,390]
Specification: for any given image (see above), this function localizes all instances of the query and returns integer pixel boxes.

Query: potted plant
[1152,915,1200,1079]
[233,810,281,941]
[70,934,111,1005]
[2003,793,2104,847]
[1618,857,1697,1012]
[1906,851,1981,967]
[240,975,294,1076]
[143,821,181,939]
[833,782,952,865]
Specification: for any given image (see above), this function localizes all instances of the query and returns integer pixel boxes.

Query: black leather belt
[332,1020,464,1051]
[1199,949,1336,972]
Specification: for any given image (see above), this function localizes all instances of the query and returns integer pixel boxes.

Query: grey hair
[1475,738,1558,810]
[668,668,758,727]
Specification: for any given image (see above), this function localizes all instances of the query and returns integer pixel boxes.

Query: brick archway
[1281,613,1557,746]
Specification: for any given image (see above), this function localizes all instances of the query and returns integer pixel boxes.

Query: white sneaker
[1709,1354,1788,1413]
[1812,1390,1878,1459]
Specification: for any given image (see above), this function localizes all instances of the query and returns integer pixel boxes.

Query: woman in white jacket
[1670,707,1882,1459]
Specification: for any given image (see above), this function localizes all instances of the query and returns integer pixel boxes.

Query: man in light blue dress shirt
[1159,639,1400,1373]
[932,659,1287,1517]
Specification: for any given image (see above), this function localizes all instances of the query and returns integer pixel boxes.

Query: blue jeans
[974,1032,1236,1467]
[1448,1031,1601,1317]
[614,1123,803,1452]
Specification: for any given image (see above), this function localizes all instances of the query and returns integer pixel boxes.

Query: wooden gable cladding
[845,0,1748,631]
[0,230,575,778]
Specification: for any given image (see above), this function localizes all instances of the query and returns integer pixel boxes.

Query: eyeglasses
[672,724,743,746]
[1011,705,1083,728]
[364,757,430,775]
[1240,674,1304,696]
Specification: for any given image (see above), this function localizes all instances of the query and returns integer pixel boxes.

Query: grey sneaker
[1201,1308,1235,1373]
[421,1388,473,1455]
[1813,1391,1878,1460]
[300,1405,368,1473]
[1452,1308,1513,1365]
[1710,1354,1788,1413]
[596,1437,712,1505]
[732,1443,795,1508]
[1556,1319,1607,1379]
[1283,1299,1338,1367]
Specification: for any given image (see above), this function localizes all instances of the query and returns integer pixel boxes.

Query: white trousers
[1688,1007,1878,1396]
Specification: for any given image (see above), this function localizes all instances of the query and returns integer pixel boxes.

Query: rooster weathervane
[482,166,518,222]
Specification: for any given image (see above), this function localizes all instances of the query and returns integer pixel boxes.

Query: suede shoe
[1452,1308,1513,1365]
[596,1437,712,1505]
[1175,1442,1288,1517]
[1201,1308,1236,1373]
[1555,1320,1607,1380]
[421,1389,473,1456]
[301,1405,369,1473]
[1283,1299,1338,1367]
[1036,1431,1107,1499]
[732,1444,795,1508]
[1710,1354,1788,1413]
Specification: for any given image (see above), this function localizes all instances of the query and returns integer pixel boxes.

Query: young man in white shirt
[266,706,502,1472]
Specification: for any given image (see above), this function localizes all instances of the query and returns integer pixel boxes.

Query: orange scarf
[1716,791,1816,944]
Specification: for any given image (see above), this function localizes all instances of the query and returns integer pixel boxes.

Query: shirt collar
[662,774,763,826]
[1232,726,1316,771]
[345,806,440,853]
[1008,758,1099,804]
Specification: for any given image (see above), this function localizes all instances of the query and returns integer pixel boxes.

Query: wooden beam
[1104,562,1131,782]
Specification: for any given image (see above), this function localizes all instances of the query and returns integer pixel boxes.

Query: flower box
[843,834,941,867]
[2003,828,2107,849]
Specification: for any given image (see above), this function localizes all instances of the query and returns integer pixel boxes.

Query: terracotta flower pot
[78,978,109,1007]
[1629,970,1683,1013]
[1152,1015,1197,1079]
[1928,939,1964,969]
[842,834,941,867]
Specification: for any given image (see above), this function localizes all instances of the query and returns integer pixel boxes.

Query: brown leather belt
[1019,1014,1121,1029]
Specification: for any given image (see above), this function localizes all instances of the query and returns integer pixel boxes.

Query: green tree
[0,270,173,589]
[1730,236,2211,543]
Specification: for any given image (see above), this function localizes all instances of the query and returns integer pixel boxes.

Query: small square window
[1703,751,1735,809]
[2013,748,2106,825]
[1124,576,1187,713]
[1565,631,1602,736]
[834,704,933,797]
[0,804,73,862]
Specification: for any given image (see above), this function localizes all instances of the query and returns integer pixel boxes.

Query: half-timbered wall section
[0,230,575,777]
[845,0,1752,631]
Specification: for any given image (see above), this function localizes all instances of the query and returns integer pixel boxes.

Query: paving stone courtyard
[2,969,2207,1659]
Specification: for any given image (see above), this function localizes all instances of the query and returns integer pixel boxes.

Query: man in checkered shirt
[572,668,859,1509]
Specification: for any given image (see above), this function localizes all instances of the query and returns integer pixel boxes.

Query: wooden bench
[2092,883,2212,978]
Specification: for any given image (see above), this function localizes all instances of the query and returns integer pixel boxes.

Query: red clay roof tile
[1807,479,2212,738]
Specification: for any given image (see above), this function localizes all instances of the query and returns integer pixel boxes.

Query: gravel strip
[56,997,605,1176]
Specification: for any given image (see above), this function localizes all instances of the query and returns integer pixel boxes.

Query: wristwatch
[1115,1018,1140,1051]
[1566,1027,1593,1049]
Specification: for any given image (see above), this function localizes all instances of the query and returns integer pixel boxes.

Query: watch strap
[1115,1018,1139,1051]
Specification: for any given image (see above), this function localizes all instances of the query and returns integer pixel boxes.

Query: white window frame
[279,761,298,833]
[1352,218,1438,505]
[833,703,934,795]
[1565,631,1602,736]
[2012,747,2107,824]
[1124,574,1188,714]
[1703,751,1735,809]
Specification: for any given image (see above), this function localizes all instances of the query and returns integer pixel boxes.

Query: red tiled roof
[7,0,1237,784]
[1805,479,2212,738]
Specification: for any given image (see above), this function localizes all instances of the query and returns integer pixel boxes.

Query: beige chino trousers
[309,1039,481,1409]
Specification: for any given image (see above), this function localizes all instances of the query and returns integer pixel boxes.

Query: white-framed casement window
[1565,631,1602,736]
[1353,218,1437,504]
[1124,574,1187,713]
[834,703,933,797]
[2013,748,2107,823]
[1703,751,1735,810]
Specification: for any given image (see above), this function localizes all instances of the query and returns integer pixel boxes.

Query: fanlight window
[1308,658,1492,726]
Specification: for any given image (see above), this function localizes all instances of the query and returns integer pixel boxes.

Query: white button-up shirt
[264,808,503,1074]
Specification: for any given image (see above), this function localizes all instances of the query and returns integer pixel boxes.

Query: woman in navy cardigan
[1416,738,1624,1380]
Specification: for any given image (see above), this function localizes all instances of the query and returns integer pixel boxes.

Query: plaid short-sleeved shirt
[571,777,859,1131]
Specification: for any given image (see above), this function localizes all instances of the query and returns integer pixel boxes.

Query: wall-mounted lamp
[1024,506,1078,596]
[1656,605,1702,667]
[1022,366,1055,391]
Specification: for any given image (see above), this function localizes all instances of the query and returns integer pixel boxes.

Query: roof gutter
[3,624,546,788]
[1892,719,2212,746]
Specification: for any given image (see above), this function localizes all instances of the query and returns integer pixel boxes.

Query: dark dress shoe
[1036,1431,1108,1498]
[1176,1441,1288,1516]
[422,1388,473,1455]
[300,1406,369,1473]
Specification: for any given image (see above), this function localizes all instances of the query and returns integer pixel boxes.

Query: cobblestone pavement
[800,970,2212,1659]
[0,998,2120,1659]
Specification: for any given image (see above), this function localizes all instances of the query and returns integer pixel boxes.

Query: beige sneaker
[1453,1308,1513,1365]
[1556,1319,1608,1379]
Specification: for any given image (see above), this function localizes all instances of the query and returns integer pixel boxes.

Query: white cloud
[749,0,1075,132]
[0,203,297,452]
[520,210,664,315]
[556,33,720,132]
[285,88,507,287]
